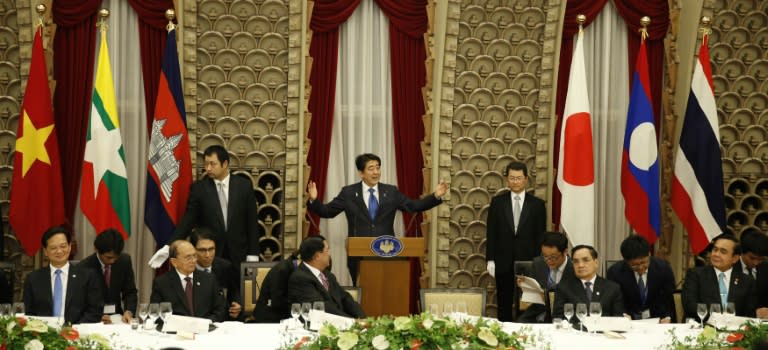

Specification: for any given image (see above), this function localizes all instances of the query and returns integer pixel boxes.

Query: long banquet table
[73,321,707,350]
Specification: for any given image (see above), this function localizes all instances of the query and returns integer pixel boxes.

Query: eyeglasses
[173,254,197,262]
[542,253,562,261]
[508,176,526,182]
[628,258,649,271]
[196,247,215,255]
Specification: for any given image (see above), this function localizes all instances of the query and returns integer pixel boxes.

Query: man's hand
[101,314,112,324]
[659,317,671,324]
[307,181,318,201]
[487,261,495,277]
[434,180,448,199]
[757,307,768,319]
[122,311,133,324]
[148,245,170,268]
[229,302,242,319]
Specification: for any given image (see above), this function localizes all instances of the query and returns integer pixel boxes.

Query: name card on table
[308,310,354,331]
[162,314,212,334]
[582,316,631,333]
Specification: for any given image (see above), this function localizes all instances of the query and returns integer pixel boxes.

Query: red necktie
[185,276,195,316]
[320,273,329,291]
[104,265,111,288]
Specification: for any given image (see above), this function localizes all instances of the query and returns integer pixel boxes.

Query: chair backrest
[420,288,486,316]
[240,261,278,314]
[605,259,622,273]
[0,262,15,303]
[513,261,533,312]
[342,286,362,303]
[673,289,683,323]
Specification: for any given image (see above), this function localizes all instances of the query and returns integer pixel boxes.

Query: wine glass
[12,302,24,317]
[443,303,454,318]
[137,303,149,327]
[0,304,10,317]
[290,303,301,329]
[456,302,468,316]
[710,304,722,329]
[159,302,173,334]
[696,303,708,329]
[589,302,602,333]
[724,302,735,317]
[148,303,160,330]
[575,303,588,332]
[563,303,574,330]
[300,302,311,330]
[429,304,439,317]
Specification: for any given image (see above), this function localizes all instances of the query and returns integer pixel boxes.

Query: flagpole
[576,14,585,33]
[97,8,109,34]
[166,9,176,32]
[699,16,711,40]
[639,16,650,42]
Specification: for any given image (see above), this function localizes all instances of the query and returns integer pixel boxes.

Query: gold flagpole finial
[97,9,109,33]
[166,9,176,32]
[699,16,712,38]
[576,14,586,33]
[35,4,46,27]
[639,16,650,41]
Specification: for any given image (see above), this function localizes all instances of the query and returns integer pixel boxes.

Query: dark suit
[552,276,625,322]
[734,260,768,308]
[78,253,138,316]
[207,257,239,305]
[307,181,442,281]
[287,263,365,319]
[23,264,104,324]
[682,266,757,319]
[517,256,575,323]
[173,175,262,267]
[607,257,676,320]
[253,258,298,323]
[485,191,546,321]
[150,270,227,322]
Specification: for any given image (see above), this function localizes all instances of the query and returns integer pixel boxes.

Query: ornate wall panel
[195,0,290,261]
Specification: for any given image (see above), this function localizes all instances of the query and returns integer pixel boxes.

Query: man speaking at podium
[306,153,448,282]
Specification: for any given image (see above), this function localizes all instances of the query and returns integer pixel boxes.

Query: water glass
[455,302,468,316]
[588,302,602,333]
[725,302,736,317]
[300,303,311,330]
[552,317,563,329]
[12,302,24,316]
[159,302,173,333]
[563,303,575,327]
[696,303,707,329]
[147,303,160,330]
[443,303,454,317]
[0,304,10,317]
[429,304,439,316]
[575,303,588,332]
[290,303,301,329]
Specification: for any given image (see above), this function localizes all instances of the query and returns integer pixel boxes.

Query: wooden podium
[347,236,424,316]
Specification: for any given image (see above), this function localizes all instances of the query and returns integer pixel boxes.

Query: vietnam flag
[555,28,595,246]
[9,27,66,255]
[145,28,192,247]
[80,32,131,238]
[621,40,661,245]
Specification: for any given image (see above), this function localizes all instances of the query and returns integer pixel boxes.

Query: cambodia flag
[671,35,726,254]
[621,40,661,245]
[145,28,192,247]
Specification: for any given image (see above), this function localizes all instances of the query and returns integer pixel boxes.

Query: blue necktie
[368,188,378,220]
[584,281,593,302]
[718,272,728,308]
[53,269,63,317]
[547,268,556,290]
[638,275,647,306]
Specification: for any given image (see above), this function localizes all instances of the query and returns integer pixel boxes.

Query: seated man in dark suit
[734,229,768,319]
[288,236,365,318]
[252,252,299,323]
[553,245,625,324]
[23,226,103,324]
[683,233,757,319]
[150,240,226,322]
[517,232,574,323]
[607,235,675,322]
[78,228,138,324]
[191,228,241,320]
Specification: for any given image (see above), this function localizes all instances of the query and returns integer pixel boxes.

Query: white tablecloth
[74,321,702,349]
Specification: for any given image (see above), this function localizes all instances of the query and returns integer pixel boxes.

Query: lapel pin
[596,291,600,296]
[734,278,739,286]
[72,274,76,278]
[196,282,201,286]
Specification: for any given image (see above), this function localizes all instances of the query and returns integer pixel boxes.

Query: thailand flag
[556,28,595,247]
[621,40,661,245]
[145,28,193,247]
[671,35,726,254]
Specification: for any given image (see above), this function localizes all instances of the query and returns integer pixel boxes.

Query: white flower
[24,339,44,350]
[453,340,469,349]
[22,319,48,333]
[477,327,498,347]
[6,320,15,333]
[372,334,390,350]
[422,318,434,330]
[393,316,411,331]
[337,331,359,350]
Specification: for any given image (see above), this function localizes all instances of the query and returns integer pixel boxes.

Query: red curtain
[552,0,669,229]
[128,0,176,134]
[306,0,361,233]
[376,0,428,314]
[52,0,103,231]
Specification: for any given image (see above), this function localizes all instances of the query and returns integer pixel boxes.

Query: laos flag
[621,40,661,245]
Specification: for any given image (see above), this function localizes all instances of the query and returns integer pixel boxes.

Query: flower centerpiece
[282,313,549,350]
[0,316,112,350]
[662,321,768,350]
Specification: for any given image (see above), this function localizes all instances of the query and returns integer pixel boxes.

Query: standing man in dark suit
[486,161,546,321]
[149,145,262,270]
[517,232,574,323]
[288,236,365,318]
[607,235,675,322]
[306,153,447,282]
[736,229,768,319]
[23,226,103,324]
[553,245,625,322]
[191,228,241,320]
[253,252,299,323]
[682,233,757,320]
[79,228,138,324]
[150,240,226,322]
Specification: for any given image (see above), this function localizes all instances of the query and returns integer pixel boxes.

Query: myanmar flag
[9,27,66,255]
[80,32,131,238]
